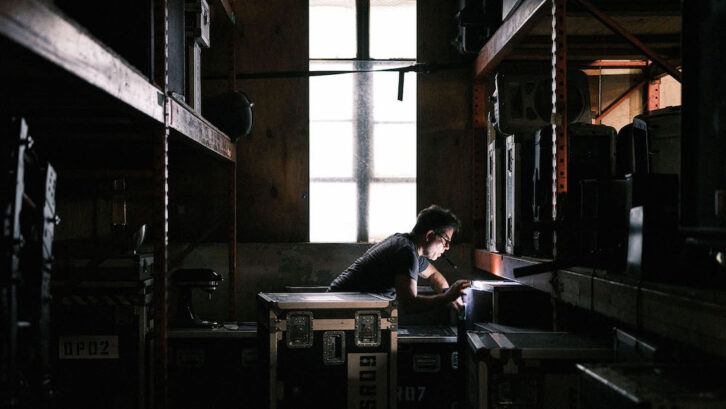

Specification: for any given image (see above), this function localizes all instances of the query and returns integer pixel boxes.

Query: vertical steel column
[473,81,488,248]
[551,0,567,258]
[152,125,169,409]
[228,161,238,321]
[153,0,169,408]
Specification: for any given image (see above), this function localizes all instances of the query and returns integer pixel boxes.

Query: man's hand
[449,297,465,311]
[442,279,471,310]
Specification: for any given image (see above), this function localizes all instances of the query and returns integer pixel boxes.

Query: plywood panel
[418,1,474,242]
[232,0,309,242]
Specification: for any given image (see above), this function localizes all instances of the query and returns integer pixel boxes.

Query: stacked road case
[50,278,153,409]
[397,326,460,409]
[168,323,259,409]
[461,281,552,331]
[465,330,612,409]
[258,292,398,409]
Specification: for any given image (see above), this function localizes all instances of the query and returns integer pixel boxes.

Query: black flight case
[465,330,612,409]
[257,292,398,409]
[397,325,460,409]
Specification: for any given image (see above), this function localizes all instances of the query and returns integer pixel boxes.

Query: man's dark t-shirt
[328,233,429,298]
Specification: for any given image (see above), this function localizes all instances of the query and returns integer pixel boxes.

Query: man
[328,204,471,312]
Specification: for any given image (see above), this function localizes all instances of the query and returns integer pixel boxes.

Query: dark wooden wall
[417,1,474,242]
[211,0,474,244]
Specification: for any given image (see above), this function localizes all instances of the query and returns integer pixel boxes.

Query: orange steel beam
[648,79,661,111]
[594,78,647,124]
[586,60,649,68]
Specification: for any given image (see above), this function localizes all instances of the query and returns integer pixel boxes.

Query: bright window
[309,0,417,243]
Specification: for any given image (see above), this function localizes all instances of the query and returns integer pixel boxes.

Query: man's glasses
[436,232,452,247]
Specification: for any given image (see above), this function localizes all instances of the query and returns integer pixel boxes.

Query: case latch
[354,311,381,347]
[286,311,313,348]
[322,331,346,365]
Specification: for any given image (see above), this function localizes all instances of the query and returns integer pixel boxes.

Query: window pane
[310,0,356,58]
[370,0,416,59]
[310,121,354,178]
[310,182,358,242]
[373,71,416,122]
[369,183,416,242]
[373,123,416,178]
[310,61,354,121]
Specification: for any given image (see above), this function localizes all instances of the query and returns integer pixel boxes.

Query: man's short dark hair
[411,204,461,236]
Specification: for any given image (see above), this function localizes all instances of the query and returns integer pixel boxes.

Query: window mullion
[354,68,372,242]
[356,0,370,60]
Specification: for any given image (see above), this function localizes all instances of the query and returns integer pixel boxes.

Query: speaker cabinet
[493,67,591,136]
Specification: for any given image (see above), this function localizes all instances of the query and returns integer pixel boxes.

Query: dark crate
[50,279,153,409]
[462,281,552,330]
[466,330,612,409]
[258,292,397,409]
[398,326,460,409]
[398,287,455,326]
[168,322,259,409]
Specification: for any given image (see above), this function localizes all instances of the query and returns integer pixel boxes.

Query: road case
[258,292,398,409]
[50,278,153,409]
[399,287,454,326]
[398,326,460,409]
[462,281,552,331]
[465,330,612,409]
[168,322,259,409]
[505,134,535,255]
[532,123,617,259]
[578,363,726,409]
[633,106,681,175]
[487,136,506,253]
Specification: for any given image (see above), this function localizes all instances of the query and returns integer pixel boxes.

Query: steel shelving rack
[470,0,726,359]
[0,1,238,407]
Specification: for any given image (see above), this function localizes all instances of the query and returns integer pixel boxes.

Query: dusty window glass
[310,1,416,243]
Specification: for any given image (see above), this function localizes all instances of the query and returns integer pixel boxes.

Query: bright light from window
[369,183,416,242]
[310,62,354,121]
[373,123,416,178]
[373,70,416,121]
[370,0,416,59]
[310,122,354,178]
[310,0,356,59]
[310,182,358,242]
[309,2,416,243]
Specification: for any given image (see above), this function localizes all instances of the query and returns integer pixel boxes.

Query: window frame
[309,0,416,242]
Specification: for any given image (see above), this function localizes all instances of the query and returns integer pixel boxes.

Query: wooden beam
[473,249,726,359]
[168,98,236,162]
[474,0,549,79]
[473,249,554,293]
[227,161,237,321]
[0,0,165,123]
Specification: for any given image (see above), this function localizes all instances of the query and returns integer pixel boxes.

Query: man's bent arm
[420,264,450,293]
[395,274,469,313]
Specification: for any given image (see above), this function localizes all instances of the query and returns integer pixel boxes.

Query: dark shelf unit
[0,1,238,408]
[470,0,726,359]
